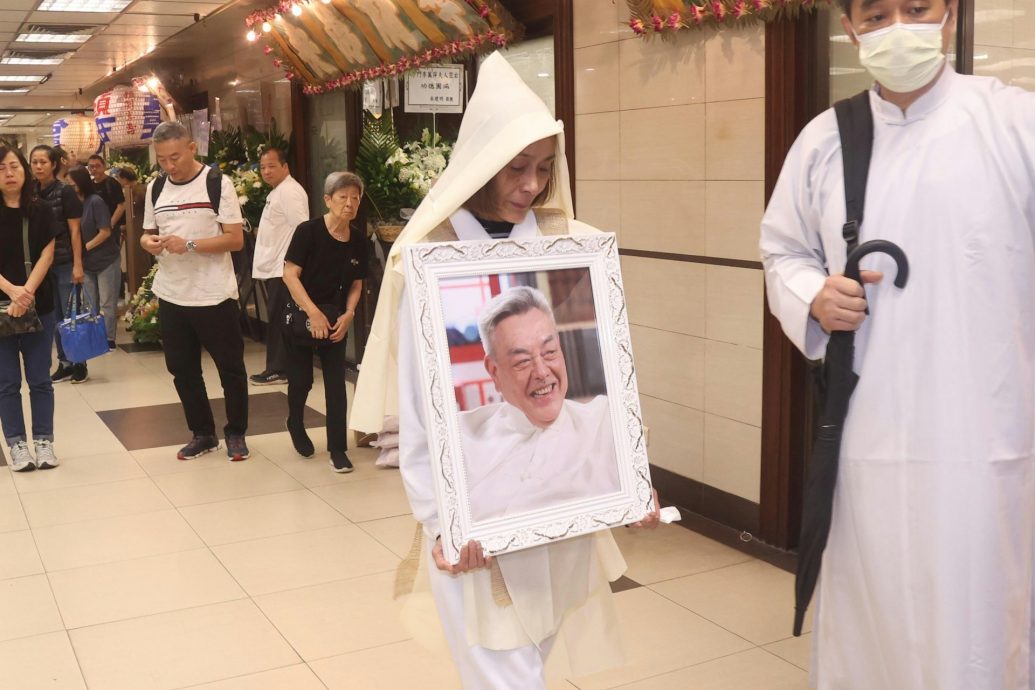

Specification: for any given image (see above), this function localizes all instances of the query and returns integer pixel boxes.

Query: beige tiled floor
[0,338,812,689]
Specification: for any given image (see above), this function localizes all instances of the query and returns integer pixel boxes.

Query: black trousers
[159,299,248,437]
[286,334,347,453]
[263,277,288,374]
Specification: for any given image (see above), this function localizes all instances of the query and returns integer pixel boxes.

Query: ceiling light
[261,21,272,32]
[246,30,256,41]
[147,76,159,88]
[0,88,31,94]
[291,4,302,16]
[1,56,65,65]
[229,79,240,86]
[37,0,131,10]
[17,32,91,43]
[321,0,331,4]
[0,75,45,82]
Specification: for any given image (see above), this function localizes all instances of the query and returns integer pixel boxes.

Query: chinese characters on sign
[404,65,464,114]
[94,85,163,149]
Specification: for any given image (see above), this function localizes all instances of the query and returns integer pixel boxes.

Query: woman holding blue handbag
[0,144,59,472]
[67,166,120,351]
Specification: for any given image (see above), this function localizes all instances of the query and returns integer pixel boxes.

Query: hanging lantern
[51,114,101,161]
[93,85,163,149]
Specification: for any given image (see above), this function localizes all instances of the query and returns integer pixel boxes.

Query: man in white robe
[760,0,1035,688]
[461,286,620,522]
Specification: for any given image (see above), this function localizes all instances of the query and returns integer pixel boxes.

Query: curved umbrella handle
[844,239,909,288]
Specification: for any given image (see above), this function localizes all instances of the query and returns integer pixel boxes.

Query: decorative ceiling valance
[244,0,522,95]
[625,0,829,37]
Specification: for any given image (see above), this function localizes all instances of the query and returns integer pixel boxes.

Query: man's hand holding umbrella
[811,270,884,333]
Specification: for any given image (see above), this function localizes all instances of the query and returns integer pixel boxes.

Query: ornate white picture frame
[403,233,654,564]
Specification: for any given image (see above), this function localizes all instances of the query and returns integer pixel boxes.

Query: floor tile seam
[159,481,323,512]
[631,554,756,587]
[243,566,400,601]
[13,474,167,502]
[172,661,331,690]
[59,590,253,634]
[602,646,768,689]
[29,503,185,540]
[11,456,151,496]
[40,544,223,577]
[0,489,29,533]
[22,495,176,532]
[643,586,760,647]
[301,632,420,665]
[62,592,262,638]
[757,641,809,672]
[58,628,92,690]
[355,521,417,561]
[189,516,359,549]
[205,521,383,556]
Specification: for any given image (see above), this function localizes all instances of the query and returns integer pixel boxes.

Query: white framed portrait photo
[403,233,655,564]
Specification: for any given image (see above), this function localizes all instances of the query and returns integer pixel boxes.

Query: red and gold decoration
[244,0,521,94]
[626,0,831,37]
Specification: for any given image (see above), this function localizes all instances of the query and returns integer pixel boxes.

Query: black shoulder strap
[150,174,167,208]
[205,166,222,216]
[21,216,32,275]
[833,90,874,255]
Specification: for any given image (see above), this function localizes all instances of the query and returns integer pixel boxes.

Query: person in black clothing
[87,155,125,235]
[0,145,60,472]
[30,145,86,384]
[282,171,367,473]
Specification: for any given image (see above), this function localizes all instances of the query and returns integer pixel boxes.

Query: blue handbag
[57,284,109,362]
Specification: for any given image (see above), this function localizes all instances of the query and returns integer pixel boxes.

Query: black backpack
[150,165,223,216]
[833,91,874,254]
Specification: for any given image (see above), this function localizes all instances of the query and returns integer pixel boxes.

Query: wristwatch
[185,240,198,253]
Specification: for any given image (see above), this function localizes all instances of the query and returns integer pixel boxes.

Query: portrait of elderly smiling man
[459,285,621,522]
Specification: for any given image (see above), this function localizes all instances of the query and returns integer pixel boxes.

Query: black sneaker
[226,434,250,462]
[108,340,117,351]
[249,371,287,386]
[51,364,74,383]
[329,451,354,474]
[177,435,220,460]
[286,417,315,458]
[70,363,88,384]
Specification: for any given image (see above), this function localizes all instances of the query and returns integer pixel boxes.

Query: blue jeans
[84,258,121,341]
[0,311,56,445]
[51,262,84,367]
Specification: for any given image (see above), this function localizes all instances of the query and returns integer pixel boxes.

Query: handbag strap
[21,217,31,276]
[66,282,96,322]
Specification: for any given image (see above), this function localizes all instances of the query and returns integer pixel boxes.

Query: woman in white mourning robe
[352,53,657,689]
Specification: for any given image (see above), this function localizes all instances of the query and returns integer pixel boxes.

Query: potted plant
[354,111,452,243]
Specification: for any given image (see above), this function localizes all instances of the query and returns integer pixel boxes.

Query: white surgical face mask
[853,12,950,93]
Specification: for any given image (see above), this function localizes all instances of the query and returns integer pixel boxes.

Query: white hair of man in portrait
[458,285,620,522]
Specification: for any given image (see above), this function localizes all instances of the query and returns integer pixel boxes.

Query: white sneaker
[9,441,35,472]
[33,440,58,470]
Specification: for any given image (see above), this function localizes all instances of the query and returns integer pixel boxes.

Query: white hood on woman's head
[351,51,574,433]
[388,51,574,257]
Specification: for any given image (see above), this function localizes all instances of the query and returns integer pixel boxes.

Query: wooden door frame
[758,11,826,551]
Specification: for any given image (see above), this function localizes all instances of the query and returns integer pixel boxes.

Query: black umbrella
[793,239,910,637]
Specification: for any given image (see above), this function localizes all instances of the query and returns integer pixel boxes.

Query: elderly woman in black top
[282,171,367,473]
[0,145,59,472]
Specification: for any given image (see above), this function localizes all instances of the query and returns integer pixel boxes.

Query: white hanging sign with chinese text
[404,65,464,114]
